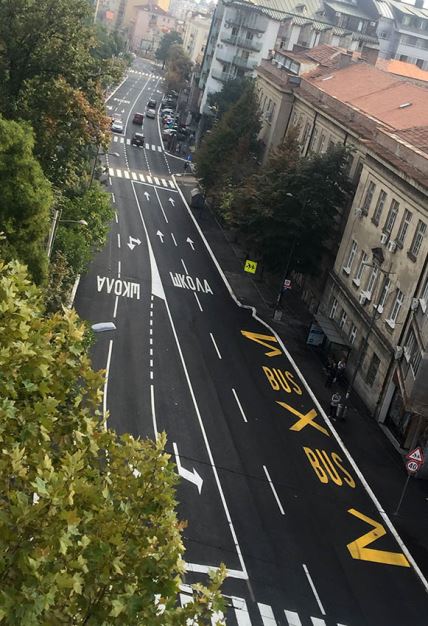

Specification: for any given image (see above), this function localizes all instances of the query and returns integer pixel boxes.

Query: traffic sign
[244,259,258,274]
[406,460,420,474]
[406,446,424,464]
[283,279,292,290]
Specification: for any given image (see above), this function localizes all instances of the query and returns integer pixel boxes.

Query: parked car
[131,132,145,147]
[161,108,174,118]
[111,118,124,133]
[132,112,144,124]
[147,98,157,109]
[145,107,156,119]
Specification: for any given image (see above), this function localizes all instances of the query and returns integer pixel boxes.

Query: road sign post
[394,447,424,516]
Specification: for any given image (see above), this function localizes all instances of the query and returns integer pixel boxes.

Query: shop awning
[314,312,351,348]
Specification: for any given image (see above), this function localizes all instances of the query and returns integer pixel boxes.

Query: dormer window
[295,4,306,13]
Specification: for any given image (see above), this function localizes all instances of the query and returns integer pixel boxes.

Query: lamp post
[341,246,393,419]
[273,192,300,319]
[46,215,88,259]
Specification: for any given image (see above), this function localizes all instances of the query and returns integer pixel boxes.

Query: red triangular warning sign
[406,447,424,463]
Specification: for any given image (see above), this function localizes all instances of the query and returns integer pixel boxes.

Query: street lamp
[341,246,393,419]
[46,215,88,259]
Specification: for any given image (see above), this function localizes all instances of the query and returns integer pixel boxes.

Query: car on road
[132,112,144,125]
[147,98,157,109]
[111,118,124,133]
[131,132,145,147]
[145,107,156,119]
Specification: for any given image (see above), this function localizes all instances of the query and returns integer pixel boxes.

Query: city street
[75,59,428,625]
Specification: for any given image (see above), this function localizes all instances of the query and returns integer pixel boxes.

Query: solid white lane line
[194,292,203,312]
[117,260,121,277]
[302,564,326,615]
[113,295,119,319]
[124,170,130,179]
[232,388,248,423]
[117,233,121,248]
[171,233,177,246]
[284,611,302,626]
[263,465,285,515]
[232,597,251,626]
[257,603,277,625]
[154,176,160,185]
[181,259,188,274]
[210,333,222,359]
[103,339,113,422]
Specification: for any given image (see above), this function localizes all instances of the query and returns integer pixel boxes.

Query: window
[232,26,238,36]
[329,297,338,319]
[409,220,427,258]
[383,199,399,235]
[318,132,326,153]
[354,251,368,285]
[362,181,376,215]
[366,266,379,298]
[410,345,422,376]
[372,190,386,225]
[405,329,416,361]
[377,277,391,312]
[309,127,319,152]
[246,31,254,40]
[420,276,428,310]
[366,353,380,387]
[349,323,357,345]
[396,209,412,246]
[301,121,311,146]
[328,139,335,150]
[339,310,347,329]
[387,289,404,326]
[344,240,357,273]
[400,54,408,62]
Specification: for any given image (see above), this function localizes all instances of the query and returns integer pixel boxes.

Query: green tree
[195,80,261,201]
[0,116,52,284]
[155,31,183,66]
[207,77,248,120]
[227,138,353,274]
[164,44,192,93]
[0,257,225,624]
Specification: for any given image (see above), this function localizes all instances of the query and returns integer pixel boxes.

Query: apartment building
[130,4,176,52]
[183,14,211,65]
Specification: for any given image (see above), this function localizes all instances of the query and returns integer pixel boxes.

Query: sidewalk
[176,175,428,580]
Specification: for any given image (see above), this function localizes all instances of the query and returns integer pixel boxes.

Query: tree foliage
[0,257,225,624]
[164,44,192,93]
[196,81,261,199]
[155,31,183,63]
[0,116,52,284]
[207,77,248,121]
[225,136,353,274]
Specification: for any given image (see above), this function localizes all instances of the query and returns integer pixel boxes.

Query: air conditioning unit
[388,240,397,253]
[380,233,388,245]
[394,346,404,360]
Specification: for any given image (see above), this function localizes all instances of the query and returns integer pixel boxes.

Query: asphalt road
[75,59,428,625]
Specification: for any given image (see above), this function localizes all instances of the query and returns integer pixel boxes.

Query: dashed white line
[171,233,177,246]
[111,192,115,203]
[108,176,112,186]
[117,233,121,248]
[263,465,285,515]
[113,295,119,319]
[117,260,121,277]
[181,259,188,274]
[150,371,153,380]
[232,388,248,423]
[210,333,222,359]
[194,292,203,312]
[114,211,118,224]
[302,564,326,616]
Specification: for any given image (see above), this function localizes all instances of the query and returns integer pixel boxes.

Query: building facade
[130,4,176,52]
[183,14,211,65]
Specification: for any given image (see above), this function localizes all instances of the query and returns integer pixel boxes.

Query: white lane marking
[120,137,124,144]
[150,384,158,438]
[109,167,114,176]
[150,371,153,380]
[131,172,137,180]
[171,233,177,246]
[152,144,156,151]
[116,169,122,178]
[210,332,222,359]
[232,388,248,423]
[161,178,168,187]
[232,597,251,626]
[179,593,192,607]
[157,145,162,152]
[185,563,247,579]
[114,211,118,224]
[117,260,121,277]
[284,611,302,626]
[263,465,285,515]
[194,292,203,312]
[146,175,153,184]
[152,186,168,223]
[117,233,121,248]
[126,138,130,145]
[103,340,113,422]
[124,170,130,179]
[113,135,118,142]
[108,176,112,186]
[258,603,277,625]
[113,295,119,318]
[139,173,145,181]
[111,192,115,203]
[154,176,160,185]
[169,180,175,188]
[181,259,188,274]
[303,564,325,616]
[145,142,150,149]
[310,619,327,626]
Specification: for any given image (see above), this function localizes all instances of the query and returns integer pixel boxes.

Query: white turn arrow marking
[173,442,203,494]
[186,237,195,251]
[144,191,150,201]
[157,230,164,243]
[127,236,141,251]
[168,197,175,206]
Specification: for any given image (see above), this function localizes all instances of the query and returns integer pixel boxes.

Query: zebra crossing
[108,167,175,189]
[179,589,349,626]
[112,135,163,152]
[128,69,161,79]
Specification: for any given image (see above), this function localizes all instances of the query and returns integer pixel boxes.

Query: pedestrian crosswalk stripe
[116,169,122,178]
[284,610,302,625]
[145,143,150,149]
[147,175,153,184]
[126,138,130,145]
[113,136,118,142]
[131,172,137,180]
[109,167,114,176]
[310,619,326,626]
[258,603,277,625]
[161,178,167,187]
[151,144,156,151]
[179,593,192,607]
[124,171,130,179]
[157,145,162,152]
[154,177,160,186]
[139,173,145,181]
[169,181,175,188]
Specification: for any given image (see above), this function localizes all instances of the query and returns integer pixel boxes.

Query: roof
[324,1,373,20]
[240,0,325,21]
[304,43,349,65]
[395,126,428,154]
[372,0,395,20]
[375,58,428,82]
[388,0,428,19]
[306,63,428,131]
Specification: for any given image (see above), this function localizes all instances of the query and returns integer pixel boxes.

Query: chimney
[414,0,424,7]
[360,45,379,66]
[337,51,353,68]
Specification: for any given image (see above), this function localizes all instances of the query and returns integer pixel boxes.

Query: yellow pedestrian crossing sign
[244,259,258,274]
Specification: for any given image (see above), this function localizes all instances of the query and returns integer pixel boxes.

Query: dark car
[131,132,145,147]
[147,98,157,109]
[132,112,144,124]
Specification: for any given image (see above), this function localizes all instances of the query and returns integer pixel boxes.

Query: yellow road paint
[241,330,282,357]
[347,508,410,567]
[263,366,303,395]
[277,402,330,437]
[303,447,356,487]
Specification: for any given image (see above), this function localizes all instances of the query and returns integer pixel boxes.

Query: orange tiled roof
[375,58,428,83]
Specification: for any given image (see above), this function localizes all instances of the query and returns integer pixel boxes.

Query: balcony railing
[216,50,258,71]
[220,34,262,52]
[211,70,237,83]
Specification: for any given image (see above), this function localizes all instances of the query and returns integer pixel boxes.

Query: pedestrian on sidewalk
[336,357,347,385]
[183,160,189,172]
[325,359,337,388]
[329,392,341,421]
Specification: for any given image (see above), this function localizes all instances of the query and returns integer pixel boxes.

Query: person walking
[329,392,341,421]
[183,160,189,172]
[325,359,337,388]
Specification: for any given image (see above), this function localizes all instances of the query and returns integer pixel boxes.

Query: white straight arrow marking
[168,197,175,206]
[173,442,203,494]
[157,230,164,243]
[186,237,195,250]
[144,191,150,201]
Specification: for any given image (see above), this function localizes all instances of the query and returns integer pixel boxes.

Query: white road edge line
[210,332,222,359]
[150,384,158,439]
[194,292,203,312]
[103,340,113,425]
[263,465,285,515]
[232,388,248,423]
[302,563,326,616]
[172,174,428,591]
[181,258,188,274]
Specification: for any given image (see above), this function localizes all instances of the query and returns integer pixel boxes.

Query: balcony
[220,34,262,52]
[216,50,258,71]
[211,70,237,83]
[225,9,268,33]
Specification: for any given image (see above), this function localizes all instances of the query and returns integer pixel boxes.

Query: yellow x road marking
[277,401,330,437]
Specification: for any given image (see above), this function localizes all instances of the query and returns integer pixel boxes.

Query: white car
[111,118,124,133]
[145,108,156,119]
